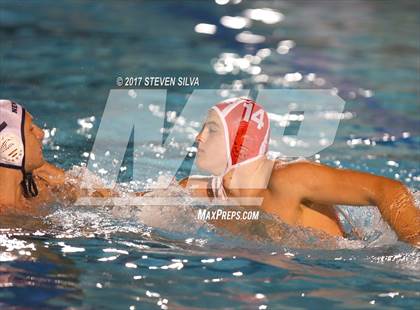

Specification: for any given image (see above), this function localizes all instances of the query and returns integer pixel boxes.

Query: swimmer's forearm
[374,180,420,246]
[33,162,65,186]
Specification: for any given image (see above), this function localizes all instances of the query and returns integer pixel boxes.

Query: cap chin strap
[21,170,38,198]
[20,105,38,198]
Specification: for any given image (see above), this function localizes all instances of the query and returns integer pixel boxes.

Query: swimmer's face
[196,110,227,175]
[24,113,45,171]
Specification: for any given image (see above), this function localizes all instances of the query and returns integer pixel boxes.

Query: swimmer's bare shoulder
[269,159,420,246]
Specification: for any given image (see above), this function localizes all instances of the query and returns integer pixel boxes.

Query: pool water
[1,0,419,309]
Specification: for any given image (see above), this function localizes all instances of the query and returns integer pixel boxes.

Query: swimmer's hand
[272,161,420,246]
[33,163,121,202]
[33,162,65,186]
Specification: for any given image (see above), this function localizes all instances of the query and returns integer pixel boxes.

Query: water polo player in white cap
[0,99,45,206]
[0,99,112,211]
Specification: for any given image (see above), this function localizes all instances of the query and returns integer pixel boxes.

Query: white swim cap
[0,99,38,197]
[0,99,25,169]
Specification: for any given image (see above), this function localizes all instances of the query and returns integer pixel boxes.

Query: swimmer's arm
[274,161,420,246]
[80,177,209,198]
[178,176,211,197]
[33,162,120,201]
[33,162,66,186]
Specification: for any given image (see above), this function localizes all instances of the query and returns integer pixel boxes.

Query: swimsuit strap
[210,175,228,200]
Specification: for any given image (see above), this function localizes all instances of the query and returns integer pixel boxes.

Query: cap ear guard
[0,133,24,165]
